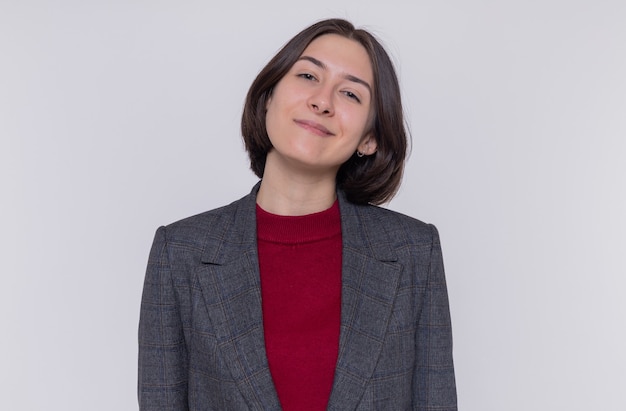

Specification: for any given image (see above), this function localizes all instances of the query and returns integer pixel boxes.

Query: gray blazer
[138,183,457,410]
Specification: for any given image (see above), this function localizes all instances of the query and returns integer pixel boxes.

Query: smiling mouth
[294,119,335,136]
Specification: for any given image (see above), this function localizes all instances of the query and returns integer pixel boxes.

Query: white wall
[2,0,624,409]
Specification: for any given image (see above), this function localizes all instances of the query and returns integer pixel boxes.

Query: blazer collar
[200,184,259,265]
[197,182,402,409]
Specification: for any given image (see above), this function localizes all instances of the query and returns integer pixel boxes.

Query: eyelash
[297,73,361,103]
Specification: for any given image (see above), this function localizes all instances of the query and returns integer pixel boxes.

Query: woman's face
[264,34,377,177]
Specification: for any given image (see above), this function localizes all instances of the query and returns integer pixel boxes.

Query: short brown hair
[241,18,408,205]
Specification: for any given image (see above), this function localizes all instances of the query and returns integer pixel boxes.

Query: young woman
[138,18,457,410]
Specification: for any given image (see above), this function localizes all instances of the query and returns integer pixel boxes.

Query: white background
[2,0,625,409]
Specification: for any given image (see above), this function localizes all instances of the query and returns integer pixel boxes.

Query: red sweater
[256,200,342,411]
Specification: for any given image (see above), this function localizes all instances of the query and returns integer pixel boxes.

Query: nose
[308,87,334,115]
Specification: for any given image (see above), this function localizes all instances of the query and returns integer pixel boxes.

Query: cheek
[344,109,372,139]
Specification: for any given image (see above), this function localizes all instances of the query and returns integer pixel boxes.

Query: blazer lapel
[327,194,402,410]
[195,184,281,410]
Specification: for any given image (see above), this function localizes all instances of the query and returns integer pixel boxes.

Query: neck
[256,152,338,216]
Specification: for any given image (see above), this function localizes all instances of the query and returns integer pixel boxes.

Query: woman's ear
[265,89,274,111]
[358,134,378,156]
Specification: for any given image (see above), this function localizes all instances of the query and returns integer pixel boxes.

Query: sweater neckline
[256,200,341,244]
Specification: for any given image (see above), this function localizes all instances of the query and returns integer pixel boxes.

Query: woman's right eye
[298,73,316,81]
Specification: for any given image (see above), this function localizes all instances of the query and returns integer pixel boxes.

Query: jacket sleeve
[414,224,457,410]
[138,226,189,410]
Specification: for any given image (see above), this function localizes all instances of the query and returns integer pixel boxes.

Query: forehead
[299,34,373,84]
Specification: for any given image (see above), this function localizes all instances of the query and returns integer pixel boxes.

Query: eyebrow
[298,55,372,95]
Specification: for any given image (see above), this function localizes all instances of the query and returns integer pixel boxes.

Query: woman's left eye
[344,91,361,103]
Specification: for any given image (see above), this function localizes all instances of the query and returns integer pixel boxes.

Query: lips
[294,119,335,136]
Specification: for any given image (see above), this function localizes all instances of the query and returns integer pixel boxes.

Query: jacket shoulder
[357,204,440,247]
[157,193,251,253]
